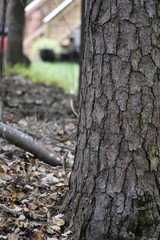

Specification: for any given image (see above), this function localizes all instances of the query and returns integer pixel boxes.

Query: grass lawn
[6,61,80,94]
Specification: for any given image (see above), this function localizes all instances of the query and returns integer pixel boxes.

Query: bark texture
[6,0,27,65]
[63,0,160,239]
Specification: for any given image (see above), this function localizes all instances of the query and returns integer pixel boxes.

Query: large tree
[6,0,29,66]
[63,0,160,239]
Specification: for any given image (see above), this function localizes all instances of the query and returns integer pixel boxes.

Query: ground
[0,73,77,240]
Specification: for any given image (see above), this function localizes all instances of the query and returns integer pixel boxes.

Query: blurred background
[0,0,82,93]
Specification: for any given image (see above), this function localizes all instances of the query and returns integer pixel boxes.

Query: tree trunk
[6,0,27,65]
[0,0,7,123]
[78,0,85,99]
[63,0,160,239]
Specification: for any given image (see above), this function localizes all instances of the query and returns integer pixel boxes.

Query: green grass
[6,61,79,94]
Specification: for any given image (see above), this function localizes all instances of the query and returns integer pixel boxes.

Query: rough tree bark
[6,0,29,66]
[63,0,160,239]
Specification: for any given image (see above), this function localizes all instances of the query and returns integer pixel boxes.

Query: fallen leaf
[41,174,59,185]
[31,230,44,240]
[7,233,19,240]
[54,218,65,227]
[52,214,65,226]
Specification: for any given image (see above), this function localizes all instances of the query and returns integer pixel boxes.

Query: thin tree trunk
[0,0,7,123]
[63,0,160,239]
[6,0,26,65]
[0,0,7,77]
[78,0,85,100]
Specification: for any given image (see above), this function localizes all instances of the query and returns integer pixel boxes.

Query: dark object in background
[23,54,31,67]
[70,49,80,63]
[60,49,80,63]
[0,28,8,36]
[39,48,56,62]
[60,52,71,62]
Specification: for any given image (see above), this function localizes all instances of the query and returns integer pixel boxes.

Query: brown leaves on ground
[0,74,77,239]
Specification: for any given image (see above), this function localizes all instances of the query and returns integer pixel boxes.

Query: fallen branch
[55,143,75,151]
[0,122,62,166]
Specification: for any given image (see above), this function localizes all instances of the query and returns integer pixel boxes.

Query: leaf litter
[0,73,78,239]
